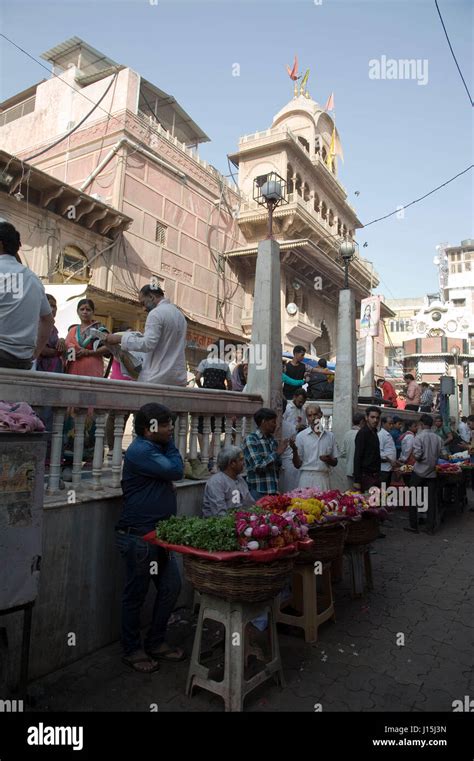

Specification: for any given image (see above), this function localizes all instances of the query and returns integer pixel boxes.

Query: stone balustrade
[0,369,263,499]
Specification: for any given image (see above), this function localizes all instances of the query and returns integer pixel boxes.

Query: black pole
[267,201,275,239]
[344,259,349,289]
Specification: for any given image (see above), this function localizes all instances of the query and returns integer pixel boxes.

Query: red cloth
[142,531,311,562]
[381,380,398,406]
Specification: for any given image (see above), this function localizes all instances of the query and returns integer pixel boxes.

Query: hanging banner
[360,295,380,338]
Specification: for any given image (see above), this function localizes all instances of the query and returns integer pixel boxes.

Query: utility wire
[24,73,119,162]
[0,33,124,126]
[434,0,473,107]
[362,164,473,227]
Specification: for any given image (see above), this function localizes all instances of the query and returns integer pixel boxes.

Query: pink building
[0,38,246,369]
[0,37,379,369]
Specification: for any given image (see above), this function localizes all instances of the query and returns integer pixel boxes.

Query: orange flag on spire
[324,93,335,112]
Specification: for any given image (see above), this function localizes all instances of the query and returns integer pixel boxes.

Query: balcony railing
[0,369,263,498]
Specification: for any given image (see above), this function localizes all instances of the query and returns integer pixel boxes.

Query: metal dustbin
[0,432,47,696]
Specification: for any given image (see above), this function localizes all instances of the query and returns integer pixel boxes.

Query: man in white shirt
[292,404,339,491]
[458,417,471,444]
[378,416,397,486]
[0,220,53,369]
[339,412,365,490]
[105,284,187,386]
[279,390,308,493]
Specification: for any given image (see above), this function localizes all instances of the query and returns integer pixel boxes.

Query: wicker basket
[344,515,379,546]
[297,522,347,564]
[183,554,296,602]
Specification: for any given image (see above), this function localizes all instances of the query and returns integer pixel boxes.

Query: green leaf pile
[156,514,240,552]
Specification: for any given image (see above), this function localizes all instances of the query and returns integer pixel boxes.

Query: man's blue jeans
[115,532,181,656]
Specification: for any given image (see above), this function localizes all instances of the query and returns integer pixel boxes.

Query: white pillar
[246,239,283,430]
[450,367,460,425]
[462,377,470,417]
[359,334,374,398]
[332,289,358,491]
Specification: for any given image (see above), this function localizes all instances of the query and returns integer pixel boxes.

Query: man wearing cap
[105,283,187,386]
[0,220,53,369]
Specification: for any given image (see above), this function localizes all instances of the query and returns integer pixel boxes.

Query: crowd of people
[2,220,473,674]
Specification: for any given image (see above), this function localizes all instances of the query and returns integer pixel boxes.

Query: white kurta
[295,428,339,492]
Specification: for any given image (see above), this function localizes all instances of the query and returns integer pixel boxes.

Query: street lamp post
[246,173,288,429]
[253,172,288,240]
[450,346,461,424]
[332,238,359,491]
[339,239,356,290]
[462,359,470,417]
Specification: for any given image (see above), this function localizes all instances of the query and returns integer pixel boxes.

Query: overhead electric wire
[434,0,473,107]
[24,72,119,162]
[0,33,124,127]
[362,164,473,228]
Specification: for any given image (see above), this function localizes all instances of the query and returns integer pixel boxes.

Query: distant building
[386,240,474,410]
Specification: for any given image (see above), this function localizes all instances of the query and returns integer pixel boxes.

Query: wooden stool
[275,561,335,643]
[344,544,373,597]
[186,593,285,712]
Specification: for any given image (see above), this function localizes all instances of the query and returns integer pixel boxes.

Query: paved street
[28,503,473,713]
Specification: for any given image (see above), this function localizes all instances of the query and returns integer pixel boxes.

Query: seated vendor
[202,445,254,517]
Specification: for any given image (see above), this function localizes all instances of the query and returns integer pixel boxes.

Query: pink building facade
[0,38,247,369]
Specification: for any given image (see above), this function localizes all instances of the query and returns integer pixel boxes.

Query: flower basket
[182,553,297,602]
[344,515,380,546]
[297,522,347,564]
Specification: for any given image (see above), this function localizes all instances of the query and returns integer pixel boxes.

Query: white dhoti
[298,470,330,491]
[279,453,300,493]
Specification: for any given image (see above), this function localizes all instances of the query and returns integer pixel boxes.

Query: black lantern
[253,171,288,239]
[338,239,357,289]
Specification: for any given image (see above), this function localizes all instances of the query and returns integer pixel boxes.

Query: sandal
[146,645,187,662]
[122,650,160,673]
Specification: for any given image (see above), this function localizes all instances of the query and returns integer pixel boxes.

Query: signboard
[418,361,446,375]
[356,338,366,368]
[360,295,380,337]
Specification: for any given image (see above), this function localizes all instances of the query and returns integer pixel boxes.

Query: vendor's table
[186,593,284,712]
[436,472,465,529]
[276,561,335,643]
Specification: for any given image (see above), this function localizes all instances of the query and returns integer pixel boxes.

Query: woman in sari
[63,299,110,464]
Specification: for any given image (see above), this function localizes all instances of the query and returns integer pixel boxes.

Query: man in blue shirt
[116,403,185,672]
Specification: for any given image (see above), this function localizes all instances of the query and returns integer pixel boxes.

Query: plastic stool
[344,544,373,597]
[275,561,335,643]
[186,593,285,712]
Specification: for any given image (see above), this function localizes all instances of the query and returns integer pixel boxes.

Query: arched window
[337,220,342,236]
[328,209,334,227]
[313,193,320,214]
[297,136,310,153]
[303,183,310,202]
[287,164,294,195]
[322,147,327,163]
[321,201,327,221]
[295,174,302,196]
[57,245,90,283]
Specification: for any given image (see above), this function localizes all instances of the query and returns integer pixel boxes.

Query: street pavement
[28,501,473,713]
